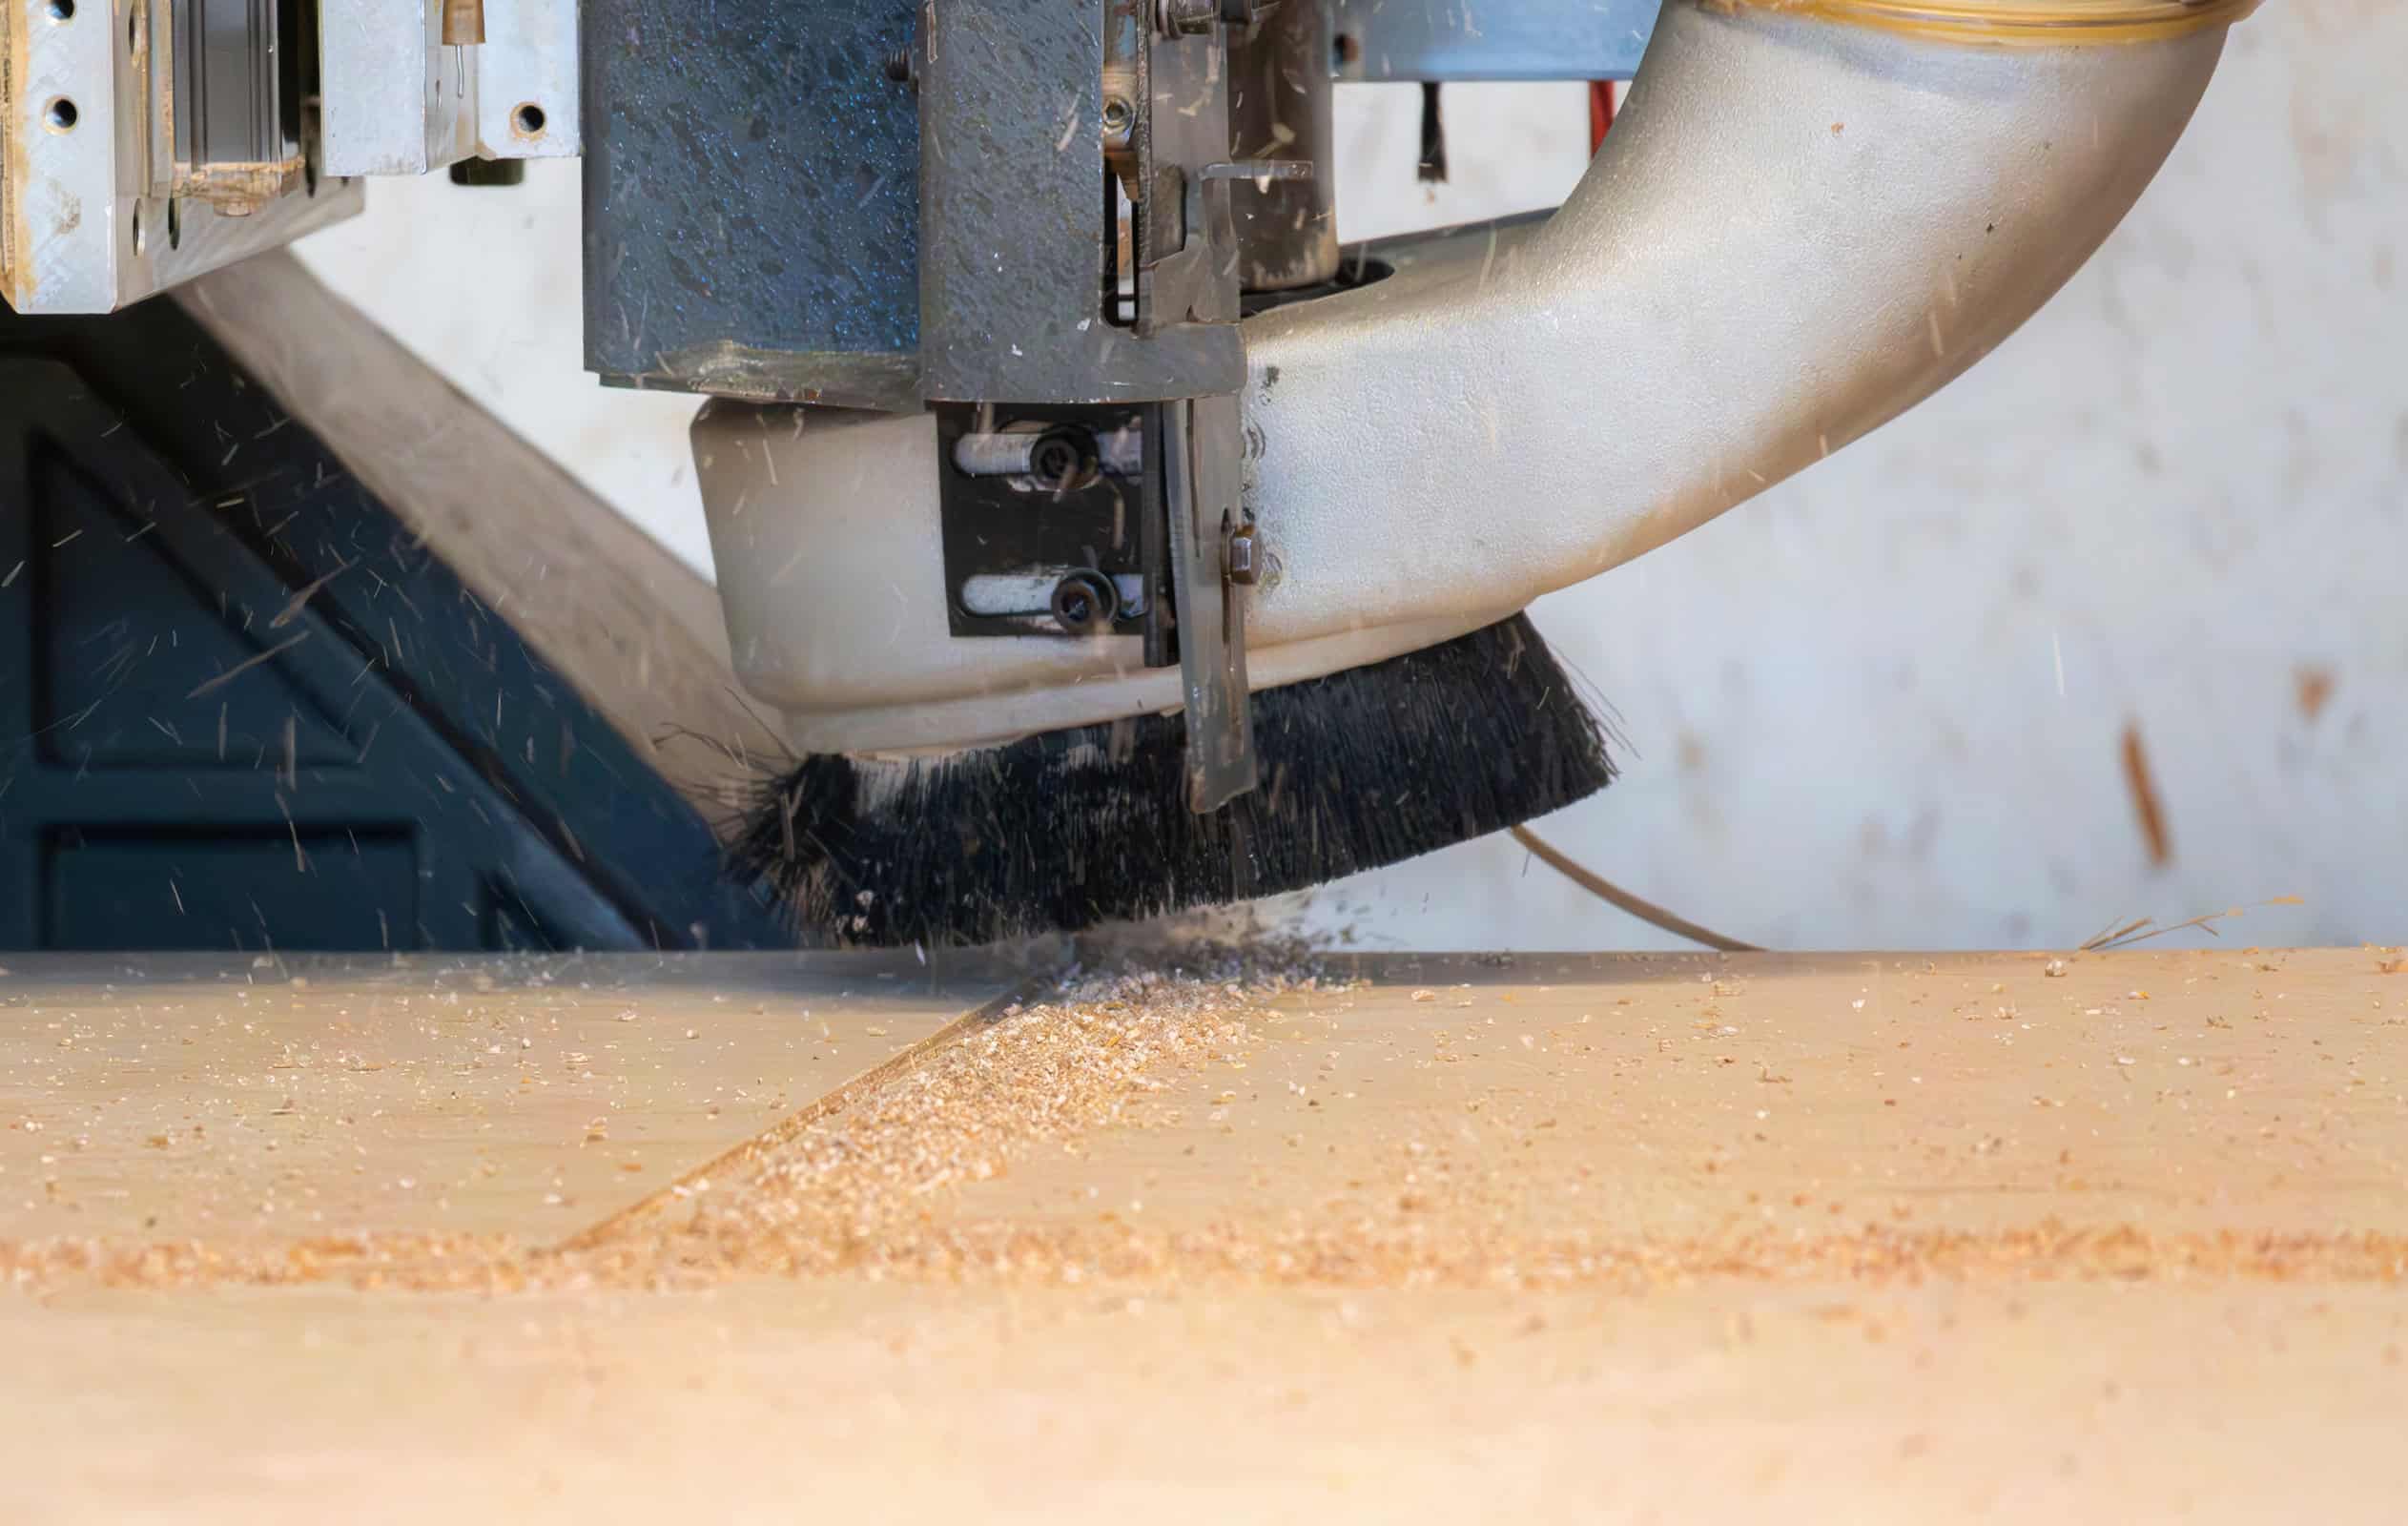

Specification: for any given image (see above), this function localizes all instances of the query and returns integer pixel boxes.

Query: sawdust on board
[2,946,1305,1292]
[6,944,2405,1296]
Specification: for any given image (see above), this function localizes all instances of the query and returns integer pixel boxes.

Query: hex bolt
[1225,530,1260,586]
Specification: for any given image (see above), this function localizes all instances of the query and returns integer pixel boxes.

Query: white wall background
[297,6,2408,953]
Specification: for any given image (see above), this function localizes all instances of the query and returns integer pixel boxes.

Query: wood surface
[4,947,2404,1522]
[963,948,2408,1249]
[0,951,1018,1246]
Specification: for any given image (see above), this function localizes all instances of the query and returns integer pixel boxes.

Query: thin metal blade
[1163,395,1255,814]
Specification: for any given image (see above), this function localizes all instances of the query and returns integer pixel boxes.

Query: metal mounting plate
[935,403,1156,640]
[319,0,581,175]
[1,0,362,318]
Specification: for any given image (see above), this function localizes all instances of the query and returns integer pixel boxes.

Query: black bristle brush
[729,611,1615,947]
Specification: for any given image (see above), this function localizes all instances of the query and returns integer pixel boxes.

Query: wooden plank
[932,948,2408,1263]
[175,256,767,823]
[1,1279,2400,1522]
[2,948,2402,1521]
[0,951,1019,1246]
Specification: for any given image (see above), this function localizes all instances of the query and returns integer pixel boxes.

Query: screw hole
[45,97,78,132]
[166,196,181,249]
[512,102,545,135]
[132,201,145,253]
[127,8,135,47]
[47,0,73,20]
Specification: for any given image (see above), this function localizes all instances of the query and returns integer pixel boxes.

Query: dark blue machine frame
[0,298,793,952]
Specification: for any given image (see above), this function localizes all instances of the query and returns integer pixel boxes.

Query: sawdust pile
[0,947,1319,1293]
[570,949,1306,1286]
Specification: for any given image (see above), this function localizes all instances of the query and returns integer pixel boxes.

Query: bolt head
[1050,571,1120,635]
[1225,532,1259,585]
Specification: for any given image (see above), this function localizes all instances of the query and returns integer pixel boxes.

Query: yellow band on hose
[1706,0,2263,43]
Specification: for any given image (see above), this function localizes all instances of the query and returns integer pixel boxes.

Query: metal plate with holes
[1328,0,1658,82]
[475,0,580,160]
[319,0,581,175]
[0,0,360,313]
[936,404,1159,640]
[3,0,363,314]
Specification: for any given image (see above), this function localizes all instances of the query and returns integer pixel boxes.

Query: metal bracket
[319,0,581,176]
[911,0,1261,810]
[1163,394,1255,813]
[934,402,1156,640]
[2,0,362,314]
[1135,14,1242,339]
[1135,5,1261,809]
